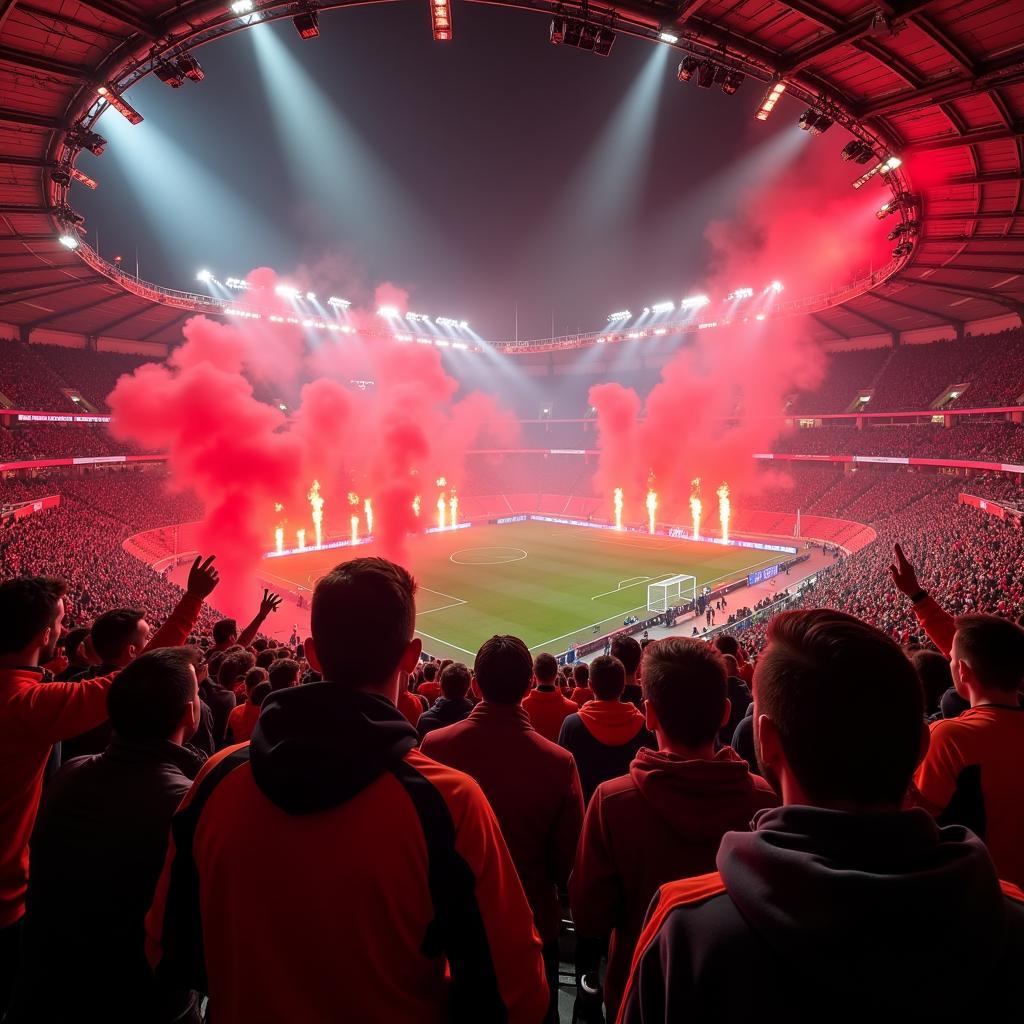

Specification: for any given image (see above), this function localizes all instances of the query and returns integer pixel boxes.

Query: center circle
[449,546,528,565]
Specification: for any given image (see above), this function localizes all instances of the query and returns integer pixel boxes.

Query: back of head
[642,637,727,748]
[573,662,589,687]
[62,626,91,662]
[590,655,626,701]
[90,608,145,663]
[954,614,1024,693]
[212,618,237,645]
[714,634,739,658]
[0,576,66,656]
[533,652,558,686]
[422,662,438,682]
[475,635,532,704]
[910,649,954,711]
[440,661,472,700]
[255,649,276,670]
[218,649,255,688]
[268,658,300,692]
[610,635,642,677]
[721,653,740,678]
[244,666,268,693]
[250,680,272,709]
[311,556,417,686]
[107,647,200,741]
[755,609,923,806]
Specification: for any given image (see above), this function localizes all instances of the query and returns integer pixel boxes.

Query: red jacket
[569,686,595,706]
[0,591,202,928]
[417,680,441,706]
[147,683,547,1024]
[397,688,426,726]
[571,746,778,1019]
[421,702,584,942]
[522,686,578,742]
[226,700,260,744]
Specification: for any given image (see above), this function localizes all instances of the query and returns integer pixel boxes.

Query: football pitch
[262,520,782,661]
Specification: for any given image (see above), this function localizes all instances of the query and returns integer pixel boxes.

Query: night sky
[77,3,814,340]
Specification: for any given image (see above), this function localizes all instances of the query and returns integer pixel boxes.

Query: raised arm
[888,543,955,658]
[236,590,282,649]
[146,555,220,652]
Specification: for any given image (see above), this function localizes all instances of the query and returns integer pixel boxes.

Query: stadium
[2,2,1024,1022]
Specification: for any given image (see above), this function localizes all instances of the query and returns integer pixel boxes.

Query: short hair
[910,649,953,712]
[642,638,727,748]
[572,662,590,686]
[61,626,91,661]
[721,653,740,677]
[244,666,268,693]
[590,655,626,701]
[218,650,255,687]
[90,608,146,662]
[713,634,739,657]
[255,649,276,670]
[610,635,642,675]
[422,662,438,682]
[954,614,1024,693]
[268,658,300,691]
[475,636,532,704]
[311,557,417,686]
[250,680,272,709]
[207,650,228,680]
[212,618,237,644]
[755,610,923,806]
[0,576,66,654]
[107,647,200,741]
[252,638,268,652]
[533,652,559,684]
[440,662,472,699]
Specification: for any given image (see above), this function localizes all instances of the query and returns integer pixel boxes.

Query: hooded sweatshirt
[146,682,547,1024]
[571,746,777,1018]
[522,686,578,742]
[558,701,655,802]
[618,805,1024,1023]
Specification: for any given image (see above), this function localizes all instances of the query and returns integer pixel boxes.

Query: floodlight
[722,71,744,95]
[177,54,204,82]
[328,296,351,308]
[196,269,213,283]
[727,287,754,301]
[275,284,300,298]
[96,86,143,125]
[306,291,316,301]
[293,10,320,38]
[659,32,679,44]
[768,281,784,293]
[231,0,253,11]
[651,301,675,314]
[58,233,79,250]
[607,310,631,322]
[697,61,716,88]
[154,62,185,88]
[680,295,710,310]
[841,140,874,164]
[755,81,785,120]
[377,305,400,317]
[593,28,615,56]
[677,56,699,82]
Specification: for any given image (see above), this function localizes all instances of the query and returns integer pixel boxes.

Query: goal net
[647,573,697,613]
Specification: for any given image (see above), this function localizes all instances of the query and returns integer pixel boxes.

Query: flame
[690,478,702,540]
[449,491,459,527]
[274,526,284,554]
[437,493,447,530]
[717,482,731,543]
[308,479,324,548]
[364,497,373,535]
[613,487,623,531]
[412,494,421,518]
[646,489,658,535]
[347,491,359,506]
[436,476,447,488]
[297,528,306,550]
[350,514,359,545]
[274,502,283,513]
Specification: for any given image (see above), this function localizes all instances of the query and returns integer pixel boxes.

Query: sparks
[412,494,422,518]
[613,487,624,531]
[364,498,373,535]
[308,480,324,548]
[690,478,702,541]
[436,476,447,488]
[646,489,658,535]
[449,491,459,527]
[297,528,306,550]
[717,482,731,543]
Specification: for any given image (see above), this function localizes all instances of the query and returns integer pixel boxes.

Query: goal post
[647,573,697,613]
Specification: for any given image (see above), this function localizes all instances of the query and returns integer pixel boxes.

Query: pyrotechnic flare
[364,498,373,535]
[437,493,447,530]
[436,476,447,488]
[646,489,658,535]
[690,478,702,540]
[274,502,285,554]
[613,487,624,531]
[717,482,731,543]
[351,514,359,545]
[308,480,324,548]
[297,528,306,550]
[449,490,458,527]
[412,495,421,518]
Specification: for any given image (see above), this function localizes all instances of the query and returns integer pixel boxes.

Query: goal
[647,574,697,613]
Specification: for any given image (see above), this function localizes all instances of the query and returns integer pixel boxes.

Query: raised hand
[186,555,220,599]
[259,590,283,617]
[888,543,922,598]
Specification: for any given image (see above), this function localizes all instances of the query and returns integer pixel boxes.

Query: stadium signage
[16,413,111,424]
[756,452,1024,475]
[496,515,529,524]
[748,564,780,586]
[264,521,471,559]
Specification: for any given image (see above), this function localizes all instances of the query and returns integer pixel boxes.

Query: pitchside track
[263,520,779,661]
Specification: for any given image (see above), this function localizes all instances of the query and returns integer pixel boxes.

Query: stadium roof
[0,0,1021,347]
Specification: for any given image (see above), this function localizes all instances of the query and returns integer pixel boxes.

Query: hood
[249,682,417,815]
[630,747,777,841]
[577,700,646,746]
[718,805,1008,979]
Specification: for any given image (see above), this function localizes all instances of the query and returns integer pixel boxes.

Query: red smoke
[108,274,515,616]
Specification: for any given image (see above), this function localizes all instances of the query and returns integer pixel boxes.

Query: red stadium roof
[0,0,1021,346]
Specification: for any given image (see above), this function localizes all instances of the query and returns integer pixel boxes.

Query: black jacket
[621,805,1024,1021]
[200,679,239,749]
[416,695,475,741]
[11,736,204,1022]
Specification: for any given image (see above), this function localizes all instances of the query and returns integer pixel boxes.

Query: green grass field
[262,521,781,660]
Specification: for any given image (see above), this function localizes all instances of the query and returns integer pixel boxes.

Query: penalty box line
[417,585,468,617]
